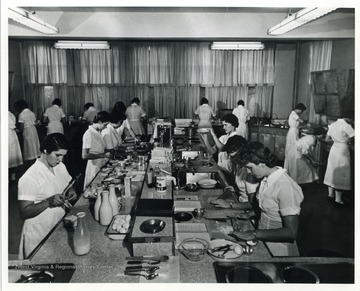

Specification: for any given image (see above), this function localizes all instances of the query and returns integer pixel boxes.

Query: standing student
[18,133,77,259]
[194,97,216,129]
[82,102,98,125]
[232,100,250,139]
[15,100,40,162]
[82,111,112,189]
[125,98,147,135]
[43,98,66,135]
[284,103,306,174]
[9,111,23,180]
[323,113,354,206]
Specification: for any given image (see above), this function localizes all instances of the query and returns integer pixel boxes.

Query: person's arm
[209,129,225,151]
[61,116,67,125]
[18,195,67,220]
[82,148,111,160]
[231,215,299,243]
[325,134,332,143]
[125,119,136,139]
[199,132,217,155]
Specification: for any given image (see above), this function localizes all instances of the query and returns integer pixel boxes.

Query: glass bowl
[179,238,209,261]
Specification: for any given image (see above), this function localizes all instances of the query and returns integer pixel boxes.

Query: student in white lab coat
[194,97,216,129]
[18,133,77,259]
[82,111,112,189]
[323,112,354,206]
[43,98,66,135]
[232,100,250,139]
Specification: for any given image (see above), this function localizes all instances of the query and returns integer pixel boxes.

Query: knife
[126,255,169,262]
[127,260,160,265]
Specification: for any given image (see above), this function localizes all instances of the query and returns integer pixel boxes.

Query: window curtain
[21,41,275,119]
[308,41,332,123]
[154,86,176,118]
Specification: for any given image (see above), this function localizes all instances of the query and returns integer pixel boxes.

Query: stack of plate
[197,179,217,189]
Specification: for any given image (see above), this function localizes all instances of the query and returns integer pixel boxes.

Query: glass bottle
[108,184,119,216]
[147,168,154,188]
[99,190,113,226]
[73,212,91,256]
[93,186,103,221]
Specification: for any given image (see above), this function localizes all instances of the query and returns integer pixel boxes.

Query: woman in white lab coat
[18,133,77,259]
[9,111,23,170]
[194,97,216,129]
[284,103,306,175]
[82,111,112,189]
[15,100,41,161]
[125,98,147,135]
[211,141,304,256]
[232,100,250,139]
[323,113,354,205]
[43,98,66,135]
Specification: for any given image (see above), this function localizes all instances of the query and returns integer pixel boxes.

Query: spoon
[124,272,159,280]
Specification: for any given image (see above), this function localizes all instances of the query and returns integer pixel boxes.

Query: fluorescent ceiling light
[54,41,110,50]
[8,7,59,35]
[267,7,338,35]
[211,42,265,50]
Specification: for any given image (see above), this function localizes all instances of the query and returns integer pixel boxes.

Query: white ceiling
[8,7,355,40]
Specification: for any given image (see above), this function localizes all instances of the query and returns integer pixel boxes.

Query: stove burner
[225,266,273,283]
[139,219,166,234]
[17,270,55,283]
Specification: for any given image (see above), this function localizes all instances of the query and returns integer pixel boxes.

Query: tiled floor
[7,157,354,259]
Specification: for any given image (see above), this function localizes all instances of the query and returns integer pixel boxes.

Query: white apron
[18,160,71,259]
[126,104,146,135]
[83,126,107,189]
[195,104,215,129]
[18,109,40,161]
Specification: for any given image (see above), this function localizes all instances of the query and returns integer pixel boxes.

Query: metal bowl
[139,219,166,234]
[174,212,193,222]
[184,183,198,192]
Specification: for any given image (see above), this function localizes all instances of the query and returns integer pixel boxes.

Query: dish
[208,239,243,261]
[197,128,209,134]
[107,214,132,240]
[179,238,209,261]
[174,212,193,222]
[197,179,217,189]
[139,219,166,234]
[184,183,199,192]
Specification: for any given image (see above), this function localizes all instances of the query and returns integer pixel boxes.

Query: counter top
[12,134,354,284]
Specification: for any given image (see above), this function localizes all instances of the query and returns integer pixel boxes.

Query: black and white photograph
[1,0,358,290]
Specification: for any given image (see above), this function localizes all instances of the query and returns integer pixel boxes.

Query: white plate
[208,239,243,261]
[197,179,217,189]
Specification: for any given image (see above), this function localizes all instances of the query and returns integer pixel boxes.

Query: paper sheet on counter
[139,256,180,283]
[175,223,211,249]
[174,200,201,212]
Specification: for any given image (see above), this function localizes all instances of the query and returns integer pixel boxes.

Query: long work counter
[8,133,354,284]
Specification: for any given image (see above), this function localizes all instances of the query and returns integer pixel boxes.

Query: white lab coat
[232,105,250,139]
[18,160,71,259]
[44,104,65,134]
[9,111,23,168]
[18,108,40,161]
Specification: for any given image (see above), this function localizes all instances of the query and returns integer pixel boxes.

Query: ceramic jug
[93,186,103,221]
[108,184,119,216]
[99,190,113,226]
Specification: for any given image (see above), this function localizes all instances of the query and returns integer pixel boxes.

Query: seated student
[211,141,304,257]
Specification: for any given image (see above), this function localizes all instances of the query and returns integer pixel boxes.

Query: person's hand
[47,194,68,208]
[227,211,255,220]
[104,152,112,158]
[210,198,231,209]
[209,128,216,136]
[229,230,256,241]
[66,189,77,201]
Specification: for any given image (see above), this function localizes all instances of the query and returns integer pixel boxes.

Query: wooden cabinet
[312,69,354,117]
[249,125,288,162]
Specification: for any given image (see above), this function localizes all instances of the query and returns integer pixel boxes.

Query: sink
[8,263,76,283]
[213,262,354,283]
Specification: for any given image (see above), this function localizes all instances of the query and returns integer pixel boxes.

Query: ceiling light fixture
[267,7,338,36]
[8,7,59,35]
[54,41,110,50]
[211,42,265,50]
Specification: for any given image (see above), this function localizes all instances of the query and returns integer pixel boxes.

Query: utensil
[127,260,160,265]
[126,255,169,262]
[125,266,159,274]
[174,212,193,222]
[124,271,159,280]
[192,208,206,220]
[208,239,244,261]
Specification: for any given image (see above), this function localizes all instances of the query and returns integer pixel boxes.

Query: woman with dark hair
[125,98,147,135]
[43,98,66,135]
[82,111,112,189]
[194,97,216,129]
[15,99,40,161]
[232,100,250,139]
[18,133,77,259]
[200,113,239,172]
[284,103,307,176]
[211,141,304,256]
[111,101,136,140]
[112,101,127,123]
[82,102,98,125]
